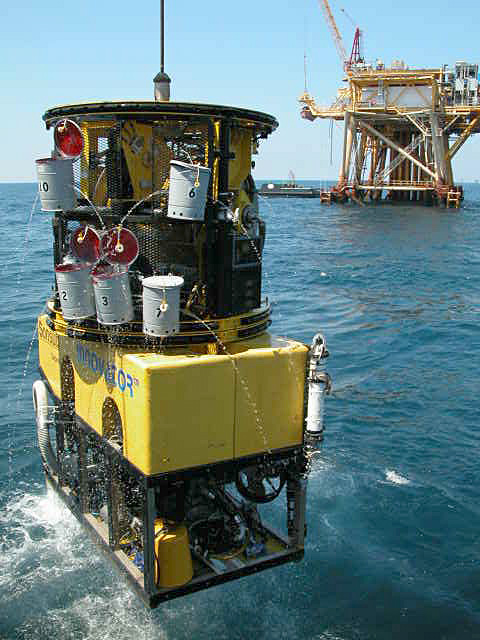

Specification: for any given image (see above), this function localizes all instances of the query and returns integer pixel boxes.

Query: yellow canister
[154,519,194,588]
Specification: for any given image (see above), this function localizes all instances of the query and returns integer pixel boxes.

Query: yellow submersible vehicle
[32,23,331,607]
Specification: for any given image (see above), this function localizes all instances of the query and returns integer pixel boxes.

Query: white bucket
[36,157,77,212]
[167,160,211,221]
[92,265,134,325]
[142,275,184,336]
[55,263,95,320]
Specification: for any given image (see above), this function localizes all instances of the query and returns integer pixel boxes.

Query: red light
[101,227,139,266]
[54,119,84,159]
[70,226,101,264]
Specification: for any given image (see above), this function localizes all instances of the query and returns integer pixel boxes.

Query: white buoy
[36,157,77,212]
[55,262,95,320]
[305,333,331,439]
[32,380,58,474]
[142,275,184,336]
[167,161,211,221]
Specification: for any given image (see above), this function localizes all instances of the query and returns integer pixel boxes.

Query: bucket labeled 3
[91,265,134,325]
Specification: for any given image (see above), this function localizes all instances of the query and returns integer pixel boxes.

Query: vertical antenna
[160,0,165,73]
[329,119,334,165]
[304,52,308,92]
[154,0,171,101]
[303,16,308,93]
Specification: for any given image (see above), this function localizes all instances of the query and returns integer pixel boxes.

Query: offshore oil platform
[300,0,480,207]
[31,3,331,608]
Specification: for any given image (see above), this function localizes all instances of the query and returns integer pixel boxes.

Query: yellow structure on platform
[300,51,479,205]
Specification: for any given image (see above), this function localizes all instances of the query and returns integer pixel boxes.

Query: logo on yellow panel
[75,344,139,398]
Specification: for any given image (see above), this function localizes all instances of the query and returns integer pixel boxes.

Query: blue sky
[2,0,479,181]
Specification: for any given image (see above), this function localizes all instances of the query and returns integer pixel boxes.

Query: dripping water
[239,220,306,397]
[183,309,272,455]
[72,185,106,229]
[5,194,42,487]
[120,190,163,225]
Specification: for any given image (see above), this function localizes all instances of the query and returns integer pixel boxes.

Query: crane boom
[318,0,347,66]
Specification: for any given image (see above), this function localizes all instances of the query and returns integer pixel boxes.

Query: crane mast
[318,0,347,67]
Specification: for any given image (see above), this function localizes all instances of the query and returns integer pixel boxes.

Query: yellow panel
[121,121,169,201]
[212,121,220,200]
[80,123,90,196]
[39,316,235,475]
[38,316,61,398]
[233,337,308,457]
[228,128,252,191]
[79,121,115,205]
[39,317,142,441]
[38,315,308,476]
[123,352,235,475]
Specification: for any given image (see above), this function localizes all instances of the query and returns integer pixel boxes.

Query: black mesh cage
[72,118,212,216]
[125,220,201,302]
[67,117,213,305]
[45,103,278,320]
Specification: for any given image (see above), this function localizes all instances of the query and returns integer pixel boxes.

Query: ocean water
[0,182,479,639]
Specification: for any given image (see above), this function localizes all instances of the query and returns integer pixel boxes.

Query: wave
[384,469,410,486]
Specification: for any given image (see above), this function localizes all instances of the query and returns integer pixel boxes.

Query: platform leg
[286,475,307,547]
[55,415,65,486]
[104,455,118,549]
[77,428,88,513]
[143,485,156,596]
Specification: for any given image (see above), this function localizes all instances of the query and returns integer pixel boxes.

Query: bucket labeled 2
[167,160,211,221]
[55,263,95,320]
[142,275,184,336]
[36,157,77,212]
[91,265,134,325]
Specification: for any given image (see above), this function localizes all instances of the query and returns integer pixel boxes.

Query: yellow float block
[122,351,236,474]
[230,336,308,458]
[37,315,308,477]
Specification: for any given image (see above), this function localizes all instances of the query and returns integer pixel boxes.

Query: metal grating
[126,220,200,299]
[73,117,212,215]
[151,120,211,213]
[61,117,215,302]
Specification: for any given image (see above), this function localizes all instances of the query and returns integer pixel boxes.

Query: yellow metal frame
[46,300,270,346]
[79,117,256,211]
[299,65,480,200]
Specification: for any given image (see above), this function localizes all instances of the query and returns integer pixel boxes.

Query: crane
[318,0,347,67]
[300,1,366,122]
[318,0,364,70]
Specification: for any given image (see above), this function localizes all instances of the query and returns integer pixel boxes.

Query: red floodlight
[54,119,84,159]
[300,106,315,122]
[101,227,139,266]
[70,226,101,264]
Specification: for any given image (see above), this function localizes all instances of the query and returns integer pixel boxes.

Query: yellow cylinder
[154,520,193,588]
